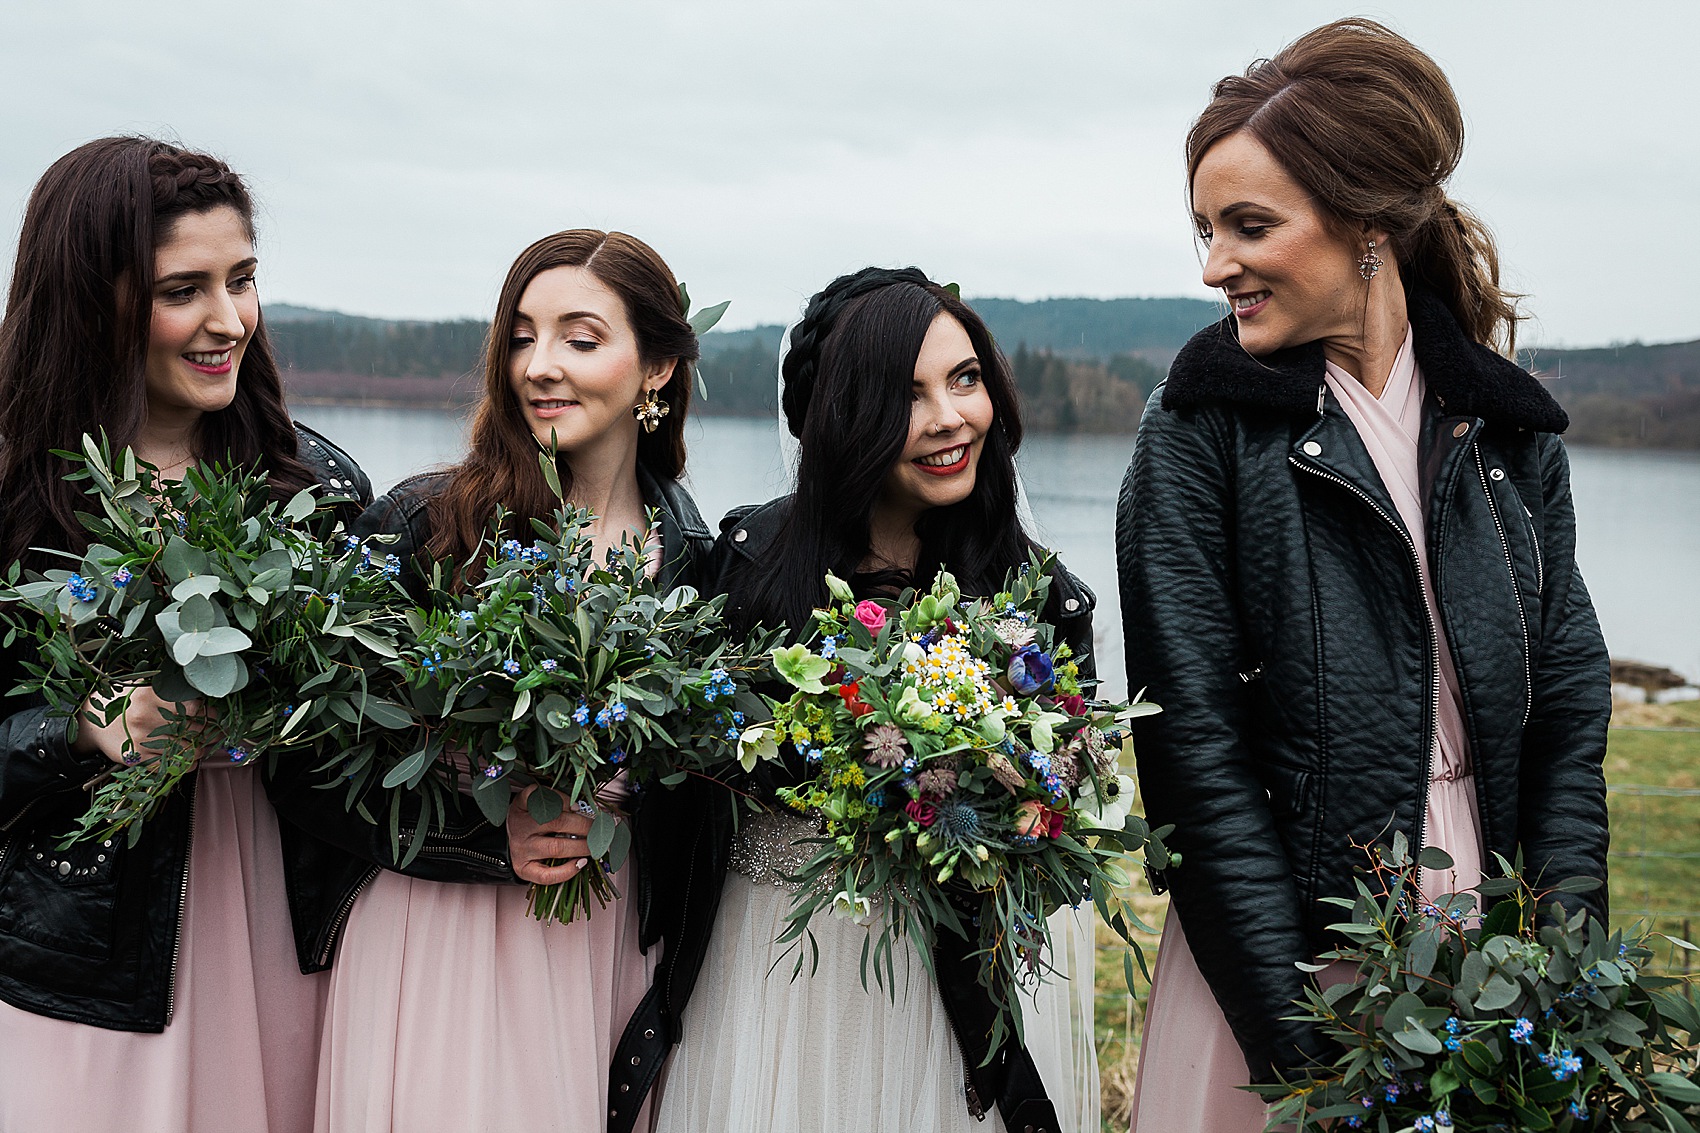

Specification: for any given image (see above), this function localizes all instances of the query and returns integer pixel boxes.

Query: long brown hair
[427,229,699,570]
[0,136,313,566]
[1186,18,1522,354]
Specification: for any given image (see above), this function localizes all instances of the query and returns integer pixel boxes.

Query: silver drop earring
[1358,239,1384,281]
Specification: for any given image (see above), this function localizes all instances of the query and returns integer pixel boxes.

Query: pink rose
[1013,800,1064,839]
[904,799,937,827]
[853,600,888,633]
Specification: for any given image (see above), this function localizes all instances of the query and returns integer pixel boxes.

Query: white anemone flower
[1077,773,1137,830]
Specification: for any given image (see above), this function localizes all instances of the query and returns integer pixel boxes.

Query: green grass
[1089,700,1700,1128]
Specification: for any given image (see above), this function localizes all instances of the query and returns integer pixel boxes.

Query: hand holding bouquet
[0,435,411,845]
[1254,835,1700,1132]
[745,557,1173,1046]
[369,456,773,923]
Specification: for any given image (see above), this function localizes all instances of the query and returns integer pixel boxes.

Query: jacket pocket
[1259,762,1314,820]
[0,828,123,961]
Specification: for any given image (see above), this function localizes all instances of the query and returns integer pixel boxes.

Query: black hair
[728,266,1036,636]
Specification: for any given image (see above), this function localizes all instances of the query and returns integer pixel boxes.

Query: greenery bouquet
[368,455,772,923]
[1255,835,1700,1132]
[0,435,413,845]
[745,558,1174,1048]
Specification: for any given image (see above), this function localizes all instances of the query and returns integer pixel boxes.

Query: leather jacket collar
[1162,287,1569,433]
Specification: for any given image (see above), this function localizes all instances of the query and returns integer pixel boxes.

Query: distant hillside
[264,299,1700,446]
[1522,339,1700,448]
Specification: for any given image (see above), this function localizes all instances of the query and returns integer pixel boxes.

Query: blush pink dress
[313,532,664,1133]
[1128,329,1485,1132]
[0,765,329,1133]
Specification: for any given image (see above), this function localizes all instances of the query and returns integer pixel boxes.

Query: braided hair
[726,266,1035,637]
[0,137,313,566]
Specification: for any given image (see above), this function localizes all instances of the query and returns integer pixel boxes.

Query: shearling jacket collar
[1161,288,1569,434]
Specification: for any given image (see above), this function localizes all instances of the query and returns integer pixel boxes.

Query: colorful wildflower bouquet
[369,456,772,924]
[0,435,414,845]
[744,558,1173,1046]
[1254,834,1700,1132]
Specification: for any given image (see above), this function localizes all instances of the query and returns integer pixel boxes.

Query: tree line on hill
[264,301,1700,449]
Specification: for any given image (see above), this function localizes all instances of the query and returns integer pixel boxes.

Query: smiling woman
[260,228,722,1133]
[1116,19,1610,1132]
[0,136,372,1133]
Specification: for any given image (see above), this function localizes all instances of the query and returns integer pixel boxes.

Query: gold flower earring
[632,388,670,433]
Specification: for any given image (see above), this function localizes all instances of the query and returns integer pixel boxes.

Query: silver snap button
[103,840,113,848]
[643,1028,655,1039]
[57,861,71,877]
[732,529,748,543]
[630,1055,641,1066]
[620,1084,631,1093]
[1301,441,1323,457]
[328,459,339,468]
[1489,468,1505,481]
[96,854,106,863]
[308,439,320,447]
[34,852,42,860]
[1452,422,1470,438]
[1063,598,1079,612]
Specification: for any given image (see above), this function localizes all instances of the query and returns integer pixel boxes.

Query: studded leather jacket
[1115,290,1611,1081]
[0,425,370,1031]
[607,497,1096,1133]
[263,464,717,976]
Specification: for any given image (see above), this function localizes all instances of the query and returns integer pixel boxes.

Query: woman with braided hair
[1116,19,1609,1129]
[639,267,1098,1133]
[0,137,372,1130]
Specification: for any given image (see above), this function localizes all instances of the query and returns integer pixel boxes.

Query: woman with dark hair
[269,229,716,1132]
[0,137,370,1131]
[643,266,1096,1133]
[1115,19,1610,1129]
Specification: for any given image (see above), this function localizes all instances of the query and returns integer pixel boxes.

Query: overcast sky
[2,1,1692,347]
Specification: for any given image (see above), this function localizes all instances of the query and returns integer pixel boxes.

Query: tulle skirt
[314,862,655,1133]
[654,813,1100,1132]
[0,766,328,1133]
[1128,774,1483,1132]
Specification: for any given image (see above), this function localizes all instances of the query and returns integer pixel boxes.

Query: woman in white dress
[637,266,1099,1133]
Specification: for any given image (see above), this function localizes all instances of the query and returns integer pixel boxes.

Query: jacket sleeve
[262,485,516,884]
[0,700,108,829]
[1517,436,1610,921]
[1115,391,1325,1081]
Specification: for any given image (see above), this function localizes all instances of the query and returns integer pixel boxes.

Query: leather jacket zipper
[1289,456,1441,855]
[165,778,197,1025]
[940,983,988,1121]
[318,864,380,968]
[1476,451,1533,727]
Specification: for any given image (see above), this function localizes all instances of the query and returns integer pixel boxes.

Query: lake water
[293,405,1700,698]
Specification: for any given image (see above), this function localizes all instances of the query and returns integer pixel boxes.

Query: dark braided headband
[147,146,244,211]
[780,265,935,438]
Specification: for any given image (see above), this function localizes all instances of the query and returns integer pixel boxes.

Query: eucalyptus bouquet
[743,558,1174,1048]
[1255,835,1700,1132]
[368,455,772,923]
[0,435,414,845]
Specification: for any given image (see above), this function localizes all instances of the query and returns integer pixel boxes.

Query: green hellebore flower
[772,642,832,694]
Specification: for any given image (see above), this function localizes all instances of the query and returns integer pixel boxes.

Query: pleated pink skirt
[0,767,329,1133]
[1129,775,1482,1132]
[314,862,656,1133]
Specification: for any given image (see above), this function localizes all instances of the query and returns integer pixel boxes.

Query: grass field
[1089,699,1700,1128]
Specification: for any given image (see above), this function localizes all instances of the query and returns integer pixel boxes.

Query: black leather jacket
[608,496,1097,1133]
[1115,290,1611,1081]
[264,464,716,977]
[0,424,370,1031]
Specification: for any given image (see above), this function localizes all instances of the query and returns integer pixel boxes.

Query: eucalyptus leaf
[183,652,246,698]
